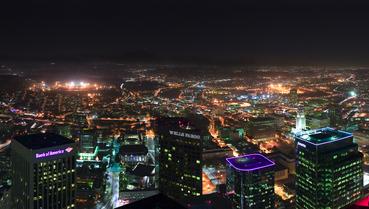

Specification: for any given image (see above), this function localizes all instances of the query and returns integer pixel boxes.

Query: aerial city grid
[1,1,369,209]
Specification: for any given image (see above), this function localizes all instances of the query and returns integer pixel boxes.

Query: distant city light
[350,91,357,97]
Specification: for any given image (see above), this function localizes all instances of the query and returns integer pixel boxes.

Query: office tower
[75,164,105,207]
[245,117,278,141]
[226,153,275,209]
[76,129,100,161]
[157,117,205,201]
[289,88,298,105]
[11,133,76,209]
[158,116,233,202]
[328,103,342,127]
[295,106,306,132]
[295,128,363,209]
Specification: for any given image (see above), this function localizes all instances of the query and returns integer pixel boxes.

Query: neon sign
[35,147,73,159]
[65,147,73,153]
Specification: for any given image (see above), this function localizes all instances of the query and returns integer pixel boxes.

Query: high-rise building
[226,153,275,209]
[11,133,76,209]
[77,129,98,161]
[289,88,298,105]
[157,117,206,201]
[306,113,330,130]
[245,117,279,141]
[295,106,306,132]
[158,116,233,205]
[328,103,342,127]
[295,127,363,209]
[75,163,105,207]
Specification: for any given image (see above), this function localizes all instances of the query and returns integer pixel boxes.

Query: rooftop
[14,133,74,150]
[131,163,155,177]
[120,144,148,155]
[226,153,275,172]
[296,127,352,146]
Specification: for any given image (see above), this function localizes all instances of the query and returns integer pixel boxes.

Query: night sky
[2,1,369,65]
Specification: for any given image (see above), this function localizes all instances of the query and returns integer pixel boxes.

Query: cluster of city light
[275,184,294,200]
[268,83,290,94]
[28,81,109,91]
[50,81,110,91]
[63,81,95,89]
[145,129,155,139]
[259,139,279,153]
[350,90,357,97]
[202,172,216,195]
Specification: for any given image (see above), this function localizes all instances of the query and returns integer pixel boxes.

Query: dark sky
[2,0,369,65]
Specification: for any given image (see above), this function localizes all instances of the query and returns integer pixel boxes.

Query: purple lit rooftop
[226,153,275,172]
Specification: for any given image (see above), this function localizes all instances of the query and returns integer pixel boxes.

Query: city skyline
[2,1,369,209]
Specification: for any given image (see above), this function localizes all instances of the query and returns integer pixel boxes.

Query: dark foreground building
[157,117,209,201]
[295,127,363,209]
[118,193,186,209]
[226,153,275,209]
[11,133,76,209]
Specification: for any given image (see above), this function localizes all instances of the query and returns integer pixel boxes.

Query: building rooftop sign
[169,130,201,139]
[35,147,73,159]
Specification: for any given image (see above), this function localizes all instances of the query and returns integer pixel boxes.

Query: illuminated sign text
[169,130,201,139]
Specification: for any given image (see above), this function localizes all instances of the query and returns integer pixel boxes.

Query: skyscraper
[226,154,275,209]
[157,116,234,207]
[157,117,206,201]
[245,117,278,141]
[295,127,363,209]
[295,106,306,132]
[328,103,342,128]
[11,133,76,209]
[289,88,298,105]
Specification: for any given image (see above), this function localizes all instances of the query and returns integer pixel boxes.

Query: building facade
[295,106,306,132]
[158,118,205,200]
[295,127,363,209]
[226,154,275,209]
[11,133,76,209]
[158,116,234,205]
[245,117,278,141]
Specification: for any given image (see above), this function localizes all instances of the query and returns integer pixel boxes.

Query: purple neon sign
[35,147,73,159]
[226,153,275,172]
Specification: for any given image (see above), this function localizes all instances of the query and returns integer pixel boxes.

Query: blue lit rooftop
[226,153,275,172]
[296,127,352,146]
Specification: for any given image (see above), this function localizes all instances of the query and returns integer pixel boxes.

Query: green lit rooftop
[296,127,352,145]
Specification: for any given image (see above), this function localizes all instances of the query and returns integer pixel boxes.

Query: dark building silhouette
[118,193,186,209]
[157,117,209,201]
